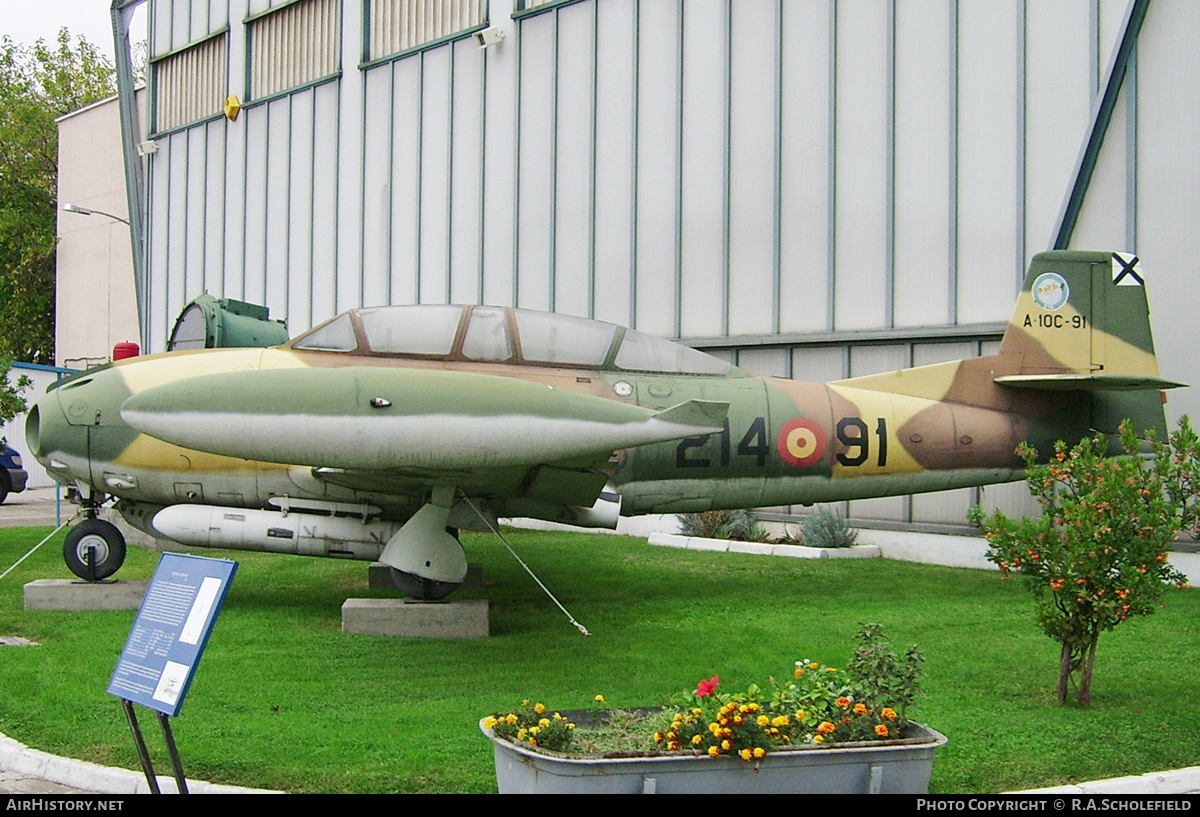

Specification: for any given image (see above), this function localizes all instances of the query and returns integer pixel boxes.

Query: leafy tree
[0,359,30,447]
[0,29,116,366]
[969,419,1198,707]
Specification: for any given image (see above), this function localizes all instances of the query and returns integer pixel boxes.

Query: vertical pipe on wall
[772,0,783,338]
[111,0,150,351]
[1015,0,1026,288]
[672,0,684,338]
[720,0,732,338]
[628,0,640,327]
[587,0,598,318]
[885,0,896,330]
[1125,43,1138,253]
[826,0,837,333]
[947,0,958,325]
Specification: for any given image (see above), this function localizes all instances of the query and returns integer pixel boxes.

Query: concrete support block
[23,580,148,611]
[341,598,489,638]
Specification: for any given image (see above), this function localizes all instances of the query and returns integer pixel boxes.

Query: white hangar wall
[134,0,1197,528]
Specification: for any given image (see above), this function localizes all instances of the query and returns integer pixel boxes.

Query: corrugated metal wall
[138,0,1200,527]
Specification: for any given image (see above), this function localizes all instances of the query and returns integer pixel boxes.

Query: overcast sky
[3,0,147,61]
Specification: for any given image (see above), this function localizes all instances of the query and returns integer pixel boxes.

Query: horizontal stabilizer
[995,373,1187,391]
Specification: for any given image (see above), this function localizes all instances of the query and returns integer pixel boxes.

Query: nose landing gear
[63,518,127,581]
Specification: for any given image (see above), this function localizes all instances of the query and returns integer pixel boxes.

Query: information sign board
[108,553,237,716]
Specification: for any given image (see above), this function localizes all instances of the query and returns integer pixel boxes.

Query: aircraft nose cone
[26,381,95,482]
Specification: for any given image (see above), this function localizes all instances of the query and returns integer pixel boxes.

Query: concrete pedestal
[341,598,489,638]
[23,580,148,611]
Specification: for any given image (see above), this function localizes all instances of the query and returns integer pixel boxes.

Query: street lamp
[62,202,131,225]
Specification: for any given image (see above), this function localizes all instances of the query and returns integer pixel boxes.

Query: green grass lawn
[1,525,1196,793]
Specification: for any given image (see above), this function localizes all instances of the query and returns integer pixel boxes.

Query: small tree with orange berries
[969,418,1198,707]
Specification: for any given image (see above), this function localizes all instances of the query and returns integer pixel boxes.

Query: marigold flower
[881,708,897,720]
[654,731,665,744]
[794,667,804,679]
[757,715,770,727]
[813,735,825,744]
[721,739,732,751]
[853,703,868,715]
[692,734,703,745]
[534,703,546,714]
[668,741,681,751]
[753,747,766,759]
[739,748,752,761]
[835,697,851,708]
[483,717,498,729]
[875,724,890,737]
[708,746,721,758]
[772,715,790,727]
[594,694,605,704]
[817,721,835,735]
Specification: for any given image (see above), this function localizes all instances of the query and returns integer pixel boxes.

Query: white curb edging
[648,532,880,560]
[0,730,282,794]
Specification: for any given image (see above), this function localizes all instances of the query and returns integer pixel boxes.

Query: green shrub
[799,507,858,548]
[676,509,767,542]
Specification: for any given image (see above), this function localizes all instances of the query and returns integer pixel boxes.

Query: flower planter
[481,719,946,794]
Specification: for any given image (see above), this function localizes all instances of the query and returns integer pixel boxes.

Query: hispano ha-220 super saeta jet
[26,250,1184,598]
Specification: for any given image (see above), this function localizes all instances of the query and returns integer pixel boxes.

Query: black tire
[0,472,8,505]
[63,519,127,581]
[389,568,461,601]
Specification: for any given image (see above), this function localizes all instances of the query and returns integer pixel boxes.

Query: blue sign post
[109,553,237,793]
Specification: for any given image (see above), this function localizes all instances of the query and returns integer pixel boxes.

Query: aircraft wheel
[63,519,127,581]
[389,568,461,601]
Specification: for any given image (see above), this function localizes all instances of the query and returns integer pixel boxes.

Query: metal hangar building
[68,0,1199,530]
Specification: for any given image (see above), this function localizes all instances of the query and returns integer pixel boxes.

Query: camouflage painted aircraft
[27,250,1182,597]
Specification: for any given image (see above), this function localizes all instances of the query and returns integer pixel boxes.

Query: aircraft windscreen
[514,310,616,366]
[359,305,464,355]
[614,328,732,375]
[291,313,358,351]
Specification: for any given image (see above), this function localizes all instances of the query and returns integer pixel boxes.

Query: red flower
[695,676,720,697]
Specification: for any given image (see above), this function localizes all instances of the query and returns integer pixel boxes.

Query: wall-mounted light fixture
[136,140,158,156]
[62,203,131,226]
[473,26,506,49]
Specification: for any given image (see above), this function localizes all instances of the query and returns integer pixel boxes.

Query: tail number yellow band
[777,418,827,468]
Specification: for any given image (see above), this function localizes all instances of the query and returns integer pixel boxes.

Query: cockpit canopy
[289,305,736,376]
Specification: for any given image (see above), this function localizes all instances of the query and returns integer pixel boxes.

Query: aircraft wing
[119,368,728,483]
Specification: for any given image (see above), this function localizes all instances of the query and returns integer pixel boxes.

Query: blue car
[1,445,28,504]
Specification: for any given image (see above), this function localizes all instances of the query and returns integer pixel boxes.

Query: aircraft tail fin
[994,250,1183,436]
[995,250,1179,387]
